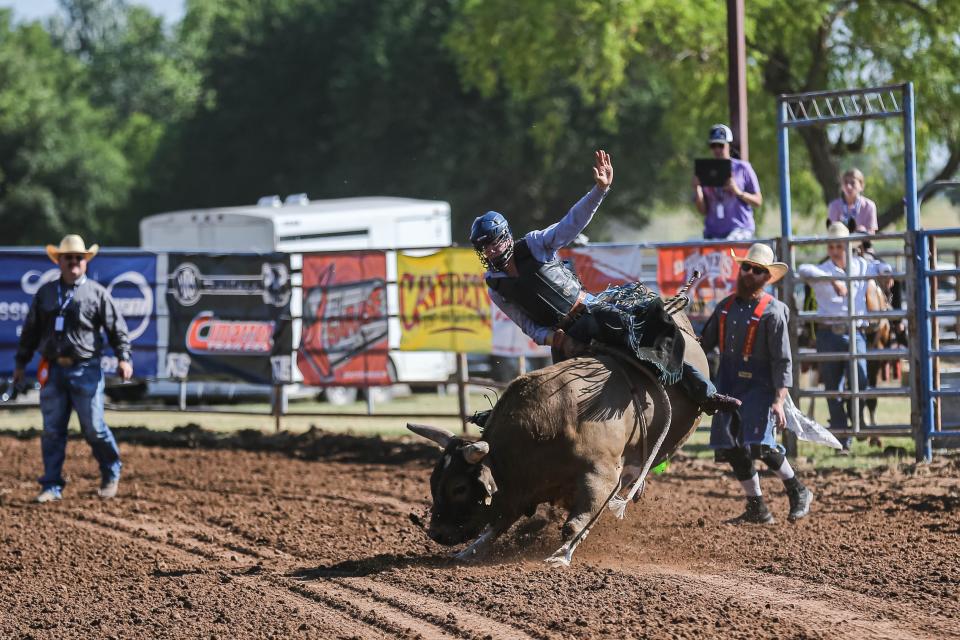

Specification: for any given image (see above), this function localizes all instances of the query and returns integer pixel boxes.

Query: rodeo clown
[470,149,740,415]
[700,244,814,524]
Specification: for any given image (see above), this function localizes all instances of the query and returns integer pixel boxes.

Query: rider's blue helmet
[470,211,513,271]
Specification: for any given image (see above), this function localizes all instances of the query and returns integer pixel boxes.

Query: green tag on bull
[652,460,669,475]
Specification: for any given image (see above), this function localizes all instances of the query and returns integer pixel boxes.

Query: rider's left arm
[526,187,607,260]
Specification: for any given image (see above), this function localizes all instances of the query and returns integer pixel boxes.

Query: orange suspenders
[717,293,773,361]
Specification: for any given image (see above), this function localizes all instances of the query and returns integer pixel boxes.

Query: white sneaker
[35,487,63,503]
[98,478,119,499]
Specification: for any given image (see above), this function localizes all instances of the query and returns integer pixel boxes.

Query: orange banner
[656,245,750,319]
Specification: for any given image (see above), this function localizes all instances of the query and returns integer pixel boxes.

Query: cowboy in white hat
[14,234,133,503]
[798,222,891,452]
[700,243,813,524]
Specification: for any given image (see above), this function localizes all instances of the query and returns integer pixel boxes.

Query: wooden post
[272,383,285,433]
[518,355,527,375]
[178,379,187,411]
[726,0,749,160]
[456,352,469,432]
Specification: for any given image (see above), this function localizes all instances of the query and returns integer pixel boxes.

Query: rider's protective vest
[486,238,583,327]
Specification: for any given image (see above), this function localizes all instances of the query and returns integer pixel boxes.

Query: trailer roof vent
[257,195,282,207]
[284,193,310,206]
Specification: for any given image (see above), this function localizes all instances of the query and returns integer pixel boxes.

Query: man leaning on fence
[700,244,813,524]
[798,222,892,452]
[13,235,133,503]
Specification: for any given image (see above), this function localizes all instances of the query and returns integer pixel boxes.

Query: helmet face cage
[475,232,513,271]
[471,213,513,271]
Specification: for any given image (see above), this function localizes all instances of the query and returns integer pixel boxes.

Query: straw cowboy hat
[45,234,99,263]
[826,221,850,238]
[731,243,788,284]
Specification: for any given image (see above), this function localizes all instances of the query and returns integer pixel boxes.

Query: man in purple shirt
[693,124,763,240]
[471,150,739,414]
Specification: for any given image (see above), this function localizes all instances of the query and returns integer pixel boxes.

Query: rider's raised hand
[593,150,613,190]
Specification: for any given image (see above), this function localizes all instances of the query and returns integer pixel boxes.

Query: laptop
[695,158,732,187]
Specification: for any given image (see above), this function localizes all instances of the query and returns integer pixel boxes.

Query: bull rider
[700,244,813,523]
[470,149,740,415]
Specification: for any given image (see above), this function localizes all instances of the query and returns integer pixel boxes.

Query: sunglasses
[61,254,86,263]
[740,263,769,276]
[709,143,725,149]
[827,243,845,251]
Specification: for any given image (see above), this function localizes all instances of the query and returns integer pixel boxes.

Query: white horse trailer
[140,194,457,402]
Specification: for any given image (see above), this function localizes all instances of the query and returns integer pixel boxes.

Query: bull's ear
[407,423,455,448]
[462,440,489,464]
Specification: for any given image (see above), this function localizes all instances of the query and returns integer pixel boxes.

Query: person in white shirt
[797,222,891,449]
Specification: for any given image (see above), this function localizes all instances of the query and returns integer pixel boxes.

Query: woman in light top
[827,168,878,234]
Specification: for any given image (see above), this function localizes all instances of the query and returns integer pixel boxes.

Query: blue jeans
[680,362,717,405]
[38,360,121,490]
[816,329,868,438]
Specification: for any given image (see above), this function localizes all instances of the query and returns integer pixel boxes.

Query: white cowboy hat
[731,243,788,284]
[826,221,850,238]
[45,234,99,264]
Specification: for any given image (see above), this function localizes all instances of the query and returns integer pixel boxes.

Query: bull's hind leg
[546,464,619,567]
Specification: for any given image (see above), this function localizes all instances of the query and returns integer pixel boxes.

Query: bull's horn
[407,423,455,448]
[462,441,490,464]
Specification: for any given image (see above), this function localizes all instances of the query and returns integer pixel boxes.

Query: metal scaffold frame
[776,82,960,462]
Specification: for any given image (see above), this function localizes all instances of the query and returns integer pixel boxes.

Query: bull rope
[556,343,673,557]
[548,272,698,563]
[606,270,701,517]
[594,345,673,519]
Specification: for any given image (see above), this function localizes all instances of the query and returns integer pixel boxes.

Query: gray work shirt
[15,275,132,367]
[700,294,793,389]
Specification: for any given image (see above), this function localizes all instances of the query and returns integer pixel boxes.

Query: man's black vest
[486,238,582,327]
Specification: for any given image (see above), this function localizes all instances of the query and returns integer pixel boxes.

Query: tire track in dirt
[60,509,536,640]
[150,479,421,518]
[619,563,956,640]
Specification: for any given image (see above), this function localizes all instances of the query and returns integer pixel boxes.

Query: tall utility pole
[727,0,749,160]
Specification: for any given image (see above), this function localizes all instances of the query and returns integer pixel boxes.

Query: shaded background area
[0,0,959,248]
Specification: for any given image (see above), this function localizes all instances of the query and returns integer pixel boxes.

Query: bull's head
[407,423,498,546]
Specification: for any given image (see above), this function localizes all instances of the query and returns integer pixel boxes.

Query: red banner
[298,252,390,386]
[656,245,749,319]
[560,246,646,293]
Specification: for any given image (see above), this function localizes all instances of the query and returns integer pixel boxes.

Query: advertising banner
[0,250,160,378]
[298,252,390,386]
[656,244,750,319]
[561,245,648,293]
[398,249,491,352]
[165,253,292,383]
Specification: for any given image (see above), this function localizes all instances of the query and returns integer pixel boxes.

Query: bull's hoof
[545,546,573,567]
[454,547,480,562]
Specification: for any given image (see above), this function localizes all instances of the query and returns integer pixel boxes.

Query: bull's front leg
[454,515,519,562]
[546,463,620,567]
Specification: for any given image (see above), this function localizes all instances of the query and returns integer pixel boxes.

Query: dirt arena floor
[1,428,958,640]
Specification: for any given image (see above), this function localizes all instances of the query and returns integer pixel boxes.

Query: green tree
[0,11,133,244]
[150,0,677,238]
[447,0,960,231]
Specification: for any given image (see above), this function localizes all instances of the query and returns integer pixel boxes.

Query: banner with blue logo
[0,250,160,379]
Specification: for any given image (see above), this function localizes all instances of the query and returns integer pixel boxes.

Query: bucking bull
[408,312,707,566]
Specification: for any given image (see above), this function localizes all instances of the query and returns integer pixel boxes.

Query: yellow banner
[398,249,491,352]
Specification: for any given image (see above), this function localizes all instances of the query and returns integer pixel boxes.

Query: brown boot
[702,393,742,415]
